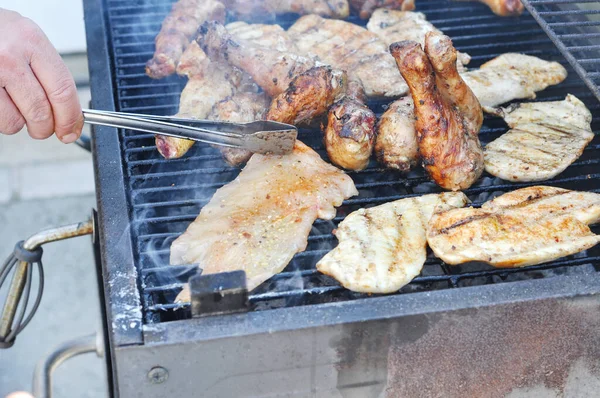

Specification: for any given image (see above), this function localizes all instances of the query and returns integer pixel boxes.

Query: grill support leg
[32,333,104,398]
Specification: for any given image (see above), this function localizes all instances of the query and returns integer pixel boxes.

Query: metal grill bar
[102,0,600,325]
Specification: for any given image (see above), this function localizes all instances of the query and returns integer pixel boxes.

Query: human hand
[0,8,83,143]
[5,392,34,398]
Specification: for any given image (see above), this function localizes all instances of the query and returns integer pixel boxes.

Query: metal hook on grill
[0,216,95,348]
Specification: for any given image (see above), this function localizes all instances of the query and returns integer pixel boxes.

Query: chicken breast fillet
[317,192,469,293]
[485,94,594,182]
[288,14,408,98]
[367,10,471,70]
[324,80,377,171]
[427,186,600,268]
[391,32,484,191]
[375,96,418,171]
[171,141,358,298]
[146,0,225,79]
[350,0,415,19]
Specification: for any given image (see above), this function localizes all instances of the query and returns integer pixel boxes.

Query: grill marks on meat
[198,21,316,97]
[267,66,347,125]
[375,96,418,171]
[391,32,484,191]
[146,0,225,79]
[462,53,567,109]
[461,0,524,16]
[367,10,471,70]
[288,14,408,98]
[317,192,468,293]
[222,0,350,20]
[350,0,415,19]
[170,141,358,293]
[324,80,377,171]
[427,186,600,268]
[484,95,594,182]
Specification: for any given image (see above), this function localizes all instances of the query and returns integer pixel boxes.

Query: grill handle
[32,332,104,398]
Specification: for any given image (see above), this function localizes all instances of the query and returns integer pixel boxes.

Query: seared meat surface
[375,96,418,171]
[198,21,316,97]
[367,10,471,70]
[460,0,524,16]
[427,186,600,267]
[171,141,358,298]
[288,14,408,98]
[391,32,484,191]
[350,0,415,19]
[484,95,594,182]
[208,91,271,166]
[146,0,225,79]
[222,0,350,19]
[324,80,377,171]
[267,66,347,125]
[317,192,468,293]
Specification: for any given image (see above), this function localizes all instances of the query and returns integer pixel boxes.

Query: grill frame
[84,0,600,394]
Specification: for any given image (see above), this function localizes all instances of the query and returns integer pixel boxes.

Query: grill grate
[103,0,600,324]
[523,0,600,102]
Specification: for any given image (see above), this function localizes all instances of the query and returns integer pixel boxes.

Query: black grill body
[84,0,600,396]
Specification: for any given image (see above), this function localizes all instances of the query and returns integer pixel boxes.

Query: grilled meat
[391,32,484,191]
[375,96,418,171]
[324,80,377,171]
[367,10,471,70]
[208,91,272,166]
[267,66,347,125]
[317,192,468,293]
[146,0,225,79]
[288,14,408,98]
[222,0,350,20]
[463,53,567,109]
[427,186,600,267]
[175,41,210,78]
[350,0,415,19]
[461,0,524,16]
[484,95,594,182]
[170,141,358,298]
[155,62,243,159]
[197,21,316,97]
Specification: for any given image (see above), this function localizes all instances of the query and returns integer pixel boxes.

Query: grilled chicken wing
[317,192,468,293]
[146,0,225,79]
[367,10,471,70]
[375,96,418,171]
[171,141,358,300]
[208,91,271,166]
[197,21,316,97]
[222,0,350,20]
[391,32,484,191]
[267,66,347,125]
[324,80,377,171]
[460,0,524,16]
[350,0,415,19]
[463,53,567,109]
[427,186,600,268]
[484,95,594,182]
[288,14,408,98]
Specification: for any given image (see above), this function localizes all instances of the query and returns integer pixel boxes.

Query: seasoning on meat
[375,96,418,171]
[427,186,600,267]
[484,94,594,182]
[391,32,484,191]
[223,0,350,20]
[170,141,358,297]
[350,0,415,19]
[317,192,469,293]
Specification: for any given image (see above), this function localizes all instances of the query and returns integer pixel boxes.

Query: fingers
[3,63,54,139]
[0,87,25,135]
[28,26,83,143]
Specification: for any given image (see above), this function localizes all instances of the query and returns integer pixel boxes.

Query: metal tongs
[83,109,298,155]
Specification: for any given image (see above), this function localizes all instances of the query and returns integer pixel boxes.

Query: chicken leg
[390,32,484,191]
[459,0,524,16]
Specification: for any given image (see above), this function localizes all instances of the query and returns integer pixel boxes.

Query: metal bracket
[190,270,249,317]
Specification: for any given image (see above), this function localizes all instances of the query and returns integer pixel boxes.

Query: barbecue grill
[3,0,600,396]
